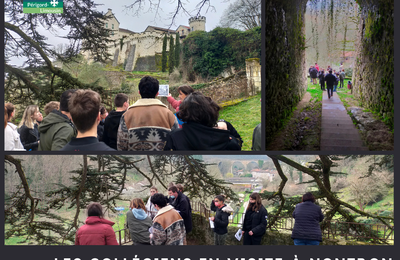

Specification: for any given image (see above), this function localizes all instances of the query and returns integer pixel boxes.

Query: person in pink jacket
[75,202,119,245]
[167,85,194,112]
[167,85,194,128]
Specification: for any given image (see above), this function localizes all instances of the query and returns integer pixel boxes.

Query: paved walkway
[320,90,368,151]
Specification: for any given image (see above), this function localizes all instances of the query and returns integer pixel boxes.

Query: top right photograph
[265,0,394,151]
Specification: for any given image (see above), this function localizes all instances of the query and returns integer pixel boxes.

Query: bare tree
[124,0,216,28]
[219,0,261,30]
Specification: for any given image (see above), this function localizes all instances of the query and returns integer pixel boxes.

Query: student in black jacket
[210,195,233,245]
[18,105,41,151]
[103,93,129,149]
[60,90,115,151]
[242,192,268,245]
[318,70,326,91]
[168,186,193,234]
[291,192,324,245]
[164,92,241,151]
[324,70,337,99]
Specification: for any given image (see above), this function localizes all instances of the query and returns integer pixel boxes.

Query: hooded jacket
[103,110,125,150]
[164,121,241,151]
[126,208,152,244]
[117,99,178,151]
[38,110,76,151]
[291,201,324,242]
[213,204,234,235]
[75,216,119,245]
[151,205,186,245]
[242,204,268,237]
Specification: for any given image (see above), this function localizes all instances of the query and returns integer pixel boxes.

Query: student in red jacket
[75,202,119,245]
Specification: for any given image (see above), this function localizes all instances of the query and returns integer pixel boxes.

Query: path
[320,91,368,151]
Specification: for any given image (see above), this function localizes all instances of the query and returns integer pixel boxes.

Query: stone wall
[169,71,251,109]
[104,71,126,88]
[265,0,308,146]
[133,55,158,72]
[352,0,394,128]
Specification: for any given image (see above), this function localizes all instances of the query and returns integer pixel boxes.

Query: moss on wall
[352,0,394,129]
[265,0,308,147]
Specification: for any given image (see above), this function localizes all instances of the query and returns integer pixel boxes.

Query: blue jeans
[293,239,320,245]
[333,85,337,92]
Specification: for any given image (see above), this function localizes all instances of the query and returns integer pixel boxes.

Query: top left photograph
[4,0,262,152]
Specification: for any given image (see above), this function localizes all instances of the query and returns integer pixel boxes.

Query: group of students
[309,63,346,99]
[75,190,324,246]
[5,76,261,151]
[75,184,192,245]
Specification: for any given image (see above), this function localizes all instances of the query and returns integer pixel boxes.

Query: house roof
[119,28,136,34]
[144,25,176,34]
[105,9,120,25]
[341,51,355,57]
[177,25,190,29]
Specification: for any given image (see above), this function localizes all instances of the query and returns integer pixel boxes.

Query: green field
[219,94,261,151]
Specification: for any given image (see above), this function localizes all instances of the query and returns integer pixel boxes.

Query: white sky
[8,0,232,67]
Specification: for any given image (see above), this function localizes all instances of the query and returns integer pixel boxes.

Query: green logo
[23,0,63,14]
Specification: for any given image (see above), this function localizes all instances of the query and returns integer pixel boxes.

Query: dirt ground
[267,92,322,151]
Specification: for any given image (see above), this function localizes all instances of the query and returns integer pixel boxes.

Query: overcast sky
[8,0,232,67]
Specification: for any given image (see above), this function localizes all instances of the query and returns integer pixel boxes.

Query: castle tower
[188,16,206,32]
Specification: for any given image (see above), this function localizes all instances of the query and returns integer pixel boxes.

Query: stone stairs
[320,91,368,151]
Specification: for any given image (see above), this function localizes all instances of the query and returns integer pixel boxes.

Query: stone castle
[82,9,206,71]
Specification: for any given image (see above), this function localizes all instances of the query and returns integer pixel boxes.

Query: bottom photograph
[4,154,394,246]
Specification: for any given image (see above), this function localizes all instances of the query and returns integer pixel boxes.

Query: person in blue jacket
[242,192,268,245]
[291,192,324,245]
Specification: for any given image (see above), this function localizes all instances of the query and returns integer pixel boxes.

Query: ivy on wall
[182,26,261,78]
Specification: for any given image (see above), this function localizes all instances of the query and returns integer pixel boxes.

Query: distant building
[82,9,206,71]
[250,169,275,182]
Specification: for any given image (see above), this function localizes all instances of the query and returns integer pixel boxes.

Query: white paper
[158,85,169,97]
[209,217,214,229]
[235,229,242,241]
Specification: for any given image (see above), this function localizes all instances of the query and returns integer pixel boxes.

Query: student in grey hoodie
[210,195,234,245]
[126,198,153,245]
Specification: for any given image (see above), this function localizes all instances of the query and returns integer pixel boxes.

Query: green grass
[230,191,251,227]
[307,81,323,102]
[5,235,28,245]
[335,79,354,107]
[219,93,261,151]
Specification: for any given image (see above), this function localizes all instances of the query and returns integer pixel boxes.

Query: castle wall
[108,32,168,71]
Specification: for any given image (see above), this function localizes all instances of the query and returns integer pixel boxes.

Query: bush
[182,26,261,78]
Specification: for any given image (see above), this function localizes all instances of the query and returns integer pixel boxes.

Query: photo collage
[3,0,395,259]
